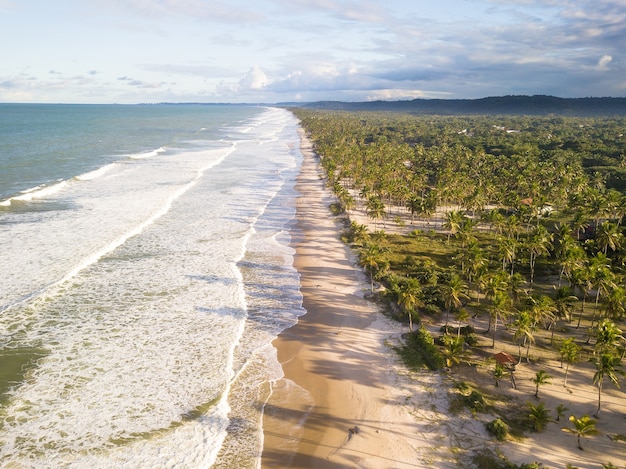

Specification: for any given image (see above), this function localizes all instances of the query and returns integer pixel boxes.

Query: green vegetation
[471,449,546,469]
[562,415,600,450]
[395,326,445,371]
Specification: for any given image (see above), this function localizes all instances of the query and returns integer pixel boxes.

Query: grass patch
[395,327,445,371]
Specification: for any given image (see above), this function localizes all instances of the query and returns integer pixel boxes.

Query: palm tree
[455,240,487,287]
[531,370,552,398]
[562,415,599,450]
[528,402,551,432]
[493,362,506,387]
[554,286,578,324]
[603,284,626,321]
[441,272,469,328]
[359,244,386,293]
[455,308,470,338]
[559,338,581,386]
[571,210,589,240]
[397,278,422,333]
[592,352,624,416]
[513,311,535,363]
[443,210,464,244]
[588,254,615,331]
[497,236,517,275]
[527,294,557,341]
[348,221,369,246]
[570,266,591,329]
[406,195,421,224]
[526,224,553,288]
[596,221,623,255]
[483,271,509,334]
[505,214,521,240]
[366,196,386,230]
[555,403,569,422]
[490,290,511,349]
[554,236,586,287]
[457,217,477,248]
[594,319,625,354]
[441,334,466,368]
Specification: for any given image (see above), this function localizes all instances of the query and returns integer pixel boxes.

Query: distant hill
[296,95,626,116]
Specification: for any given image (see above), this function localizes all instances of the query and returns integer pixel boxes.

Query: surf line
[1,145,237,315]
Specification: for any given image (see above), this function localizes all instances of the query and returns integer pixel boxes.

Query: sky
[0,0,624,104]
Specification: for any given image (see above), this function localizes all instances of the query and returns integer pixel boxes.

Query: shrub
[439,325,455,335]
[404,326,445,370]
[486,418,510,441]
[464,390,487,412]
[464,333,478,346]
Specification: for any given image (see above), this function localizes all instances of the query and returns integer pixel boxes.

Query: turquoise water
[0,104,304,467]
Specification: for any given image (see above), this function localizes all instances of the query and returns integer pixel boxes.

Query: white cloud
[238,66,269,90]
[597,55,613,71]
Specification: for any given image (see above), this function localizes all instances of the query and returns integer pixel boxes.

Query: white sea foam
[74,163,117,181]
[0,180,69,206]
[127,146,167,159]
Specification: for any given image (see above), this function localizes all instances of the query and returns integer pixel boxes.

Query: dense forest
[290,107,626,468]
[300,95,626,117]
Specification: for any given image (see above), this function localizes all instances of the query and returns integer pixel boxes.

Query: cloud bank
[0,0,623,103]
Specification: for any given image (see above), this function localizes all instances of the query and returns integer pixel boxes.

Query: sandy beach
[261,127,626,469]
[261,129,453,468]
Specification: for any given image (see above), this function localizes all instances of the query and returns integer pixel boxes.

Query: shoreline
[261,128,426,468]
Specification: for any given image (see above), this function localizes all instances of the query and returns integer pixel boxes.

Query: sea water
[0,104,305,467]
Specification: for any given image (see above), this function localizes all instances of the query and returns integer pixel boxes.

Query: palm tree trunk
[577,296,586,329]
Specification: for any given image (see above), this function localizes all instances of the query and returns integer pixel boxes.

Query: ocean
[0,104,305,467]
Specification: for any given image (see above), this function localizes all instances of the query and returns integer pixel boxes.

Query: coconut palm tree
[397,278,422,333]
[457,217,477,248]
[441,272,469,328]
[596,221,623,255]
[493,363,506,387]
[441,334,466,368]
[483,271,509,334]
[455,240,487,287]
[592,352,624,416]
[406,195,422,224]
[531,370,552,398]
[588,254,616,331]
[527,294,557,339]
[570,266,591,329]
[491,290,512,349]
[554,286,578,324]
[554,236,586,288]
[443,210,464,244]
[526,224,553,288]
[562,415,599,450]
[497,235,518,275]
[594,319,625,353]
[571,210,589,240]
[359,244,386,293]
[603,284,626,321]
[366,196,386,230]
[513,311,535,363]
[455,308,470,339]
[559,338,581,386]
[555,403,569,422]
[348,221,369,246]
[528,402,551,432]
